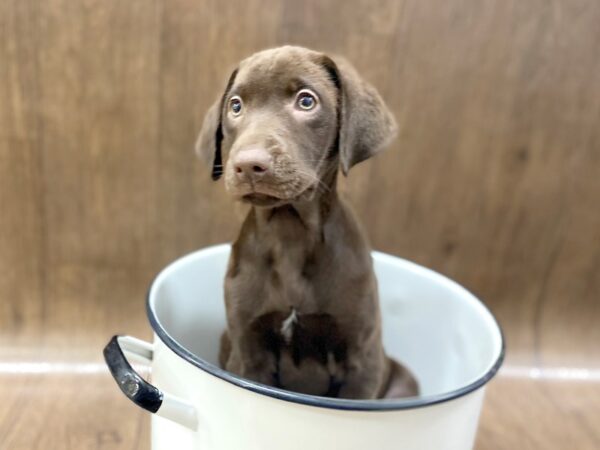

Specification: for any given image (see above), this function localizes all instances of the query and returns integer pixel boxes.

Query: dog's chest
[253,309,347,365]
[251,308,347,395]
[261,234,322,310]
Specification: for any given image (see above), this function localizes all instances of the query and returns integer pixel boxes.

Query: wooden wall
[1,1,599,448]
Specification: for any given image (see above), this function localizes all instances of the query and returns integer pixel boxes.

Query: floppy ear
[322,56,397,175]
[194,68,238,180]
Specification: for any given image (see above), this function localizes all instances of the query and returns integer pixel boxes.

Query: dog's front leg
[224,327,280,387]
[337,369,383,399]
[337,346,387,400]
[239,351,279,387]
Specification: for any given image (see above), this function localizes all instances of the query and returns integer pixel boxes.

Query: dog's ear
[195,68,238,180]
[322,56,397,175]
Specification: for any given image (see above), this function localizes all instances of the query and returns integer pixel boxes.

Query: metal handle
[103,335,198,431]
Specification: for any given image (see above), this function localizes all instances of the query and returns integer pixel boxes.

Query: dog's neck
[252,169,340,248]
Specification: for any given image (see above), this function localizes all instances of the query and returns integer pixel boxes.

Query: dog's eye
[296,90,318,111]
[229,96,243,115]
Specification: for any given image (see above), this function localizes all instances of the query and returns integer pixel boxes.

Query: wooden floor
[1,0,599,448]
[1,352,599,449]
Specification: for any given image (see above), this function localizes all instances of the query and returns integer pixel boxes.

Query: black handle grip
[103,335,163,413]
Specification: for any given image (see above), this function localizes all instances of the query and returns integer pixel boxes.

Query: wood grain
[1,0,599,448]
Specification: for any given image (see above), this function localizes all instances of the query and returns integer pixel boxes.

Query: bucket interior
[149,245,503,399]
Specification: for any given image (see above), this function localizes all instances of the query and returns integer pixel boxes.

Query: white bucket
[104,244,504,450]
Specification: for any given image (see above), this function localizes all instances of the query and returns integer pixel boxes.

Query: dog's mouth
[227,171,320,207]
[238,184,318,207]
[241,193,285,207]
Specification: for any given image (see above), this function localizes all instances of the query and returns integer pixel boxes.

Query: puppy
[196,46,418,399]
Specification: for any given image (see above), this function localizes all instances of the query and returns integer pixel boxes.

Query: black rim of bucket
[146,246,505,412]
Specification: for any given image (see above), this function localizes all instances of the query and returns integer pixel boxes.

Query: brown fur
[196,46,418,399]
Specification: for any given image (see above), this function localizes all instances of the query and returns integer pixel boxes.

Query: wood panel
[1,0,599,448]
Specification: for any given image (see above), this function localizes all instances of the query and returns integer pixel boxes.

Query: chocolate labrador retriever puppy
[196,46,418,399]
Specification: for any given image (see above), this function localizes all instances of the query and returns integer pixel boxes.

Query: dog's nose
[232,148,271,180]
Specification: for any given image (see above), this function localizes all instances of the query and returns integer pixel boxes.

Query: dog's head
[196,46,396,207]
